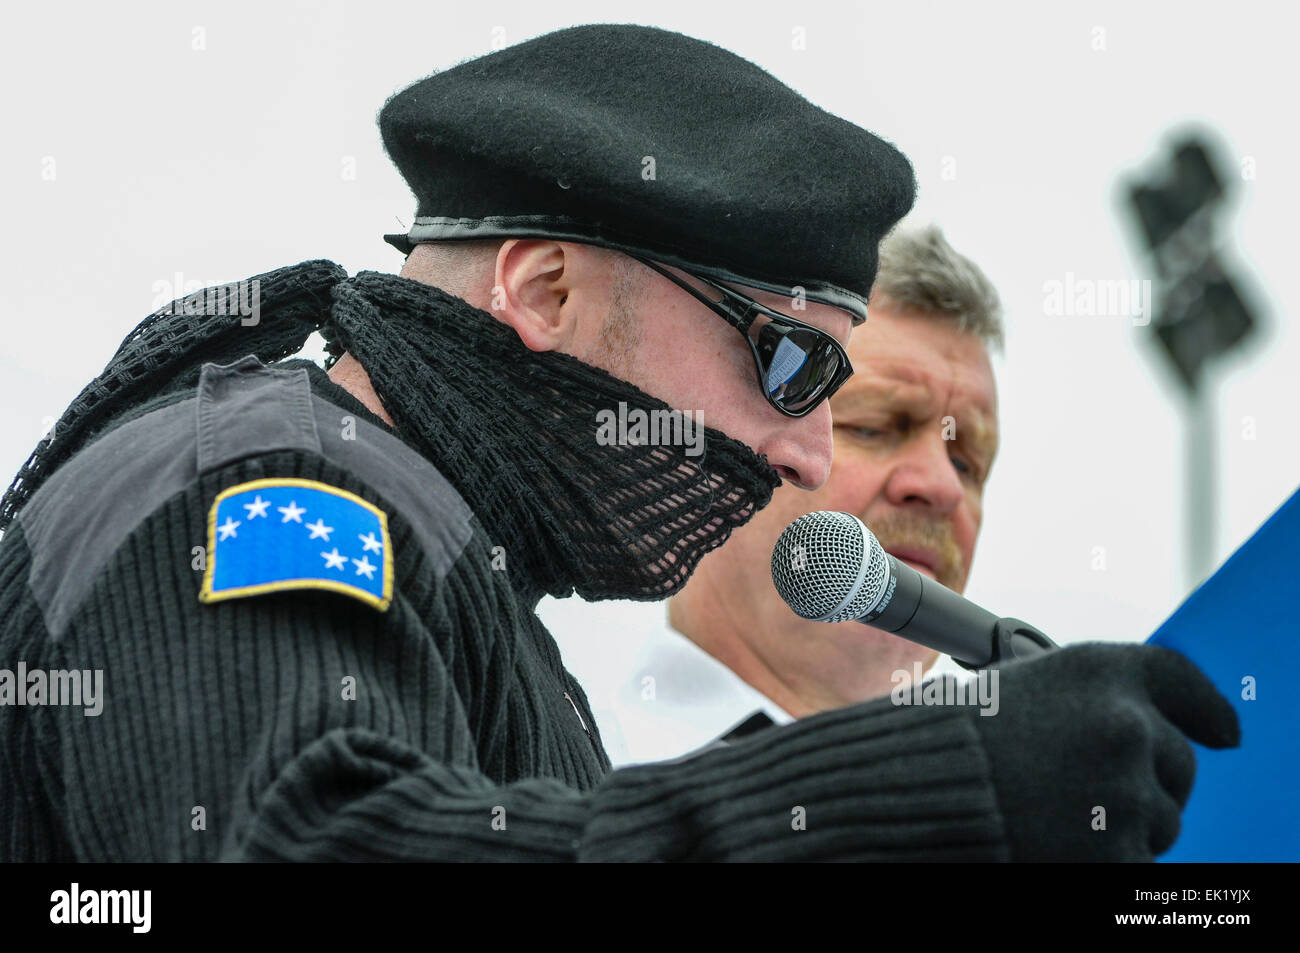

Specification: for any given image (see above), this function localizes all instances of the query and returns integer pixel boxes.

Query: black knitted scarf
[0,260,780,604]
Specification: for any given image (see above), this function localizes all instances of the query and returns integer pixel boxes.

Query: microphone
[770,511,1057,669]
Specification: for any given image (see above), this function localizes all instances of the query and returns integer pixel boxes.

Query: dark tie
[716,710,777,745]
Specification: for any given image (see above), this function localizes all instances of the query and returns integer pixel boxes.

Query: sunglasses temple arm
[633,257,753,332]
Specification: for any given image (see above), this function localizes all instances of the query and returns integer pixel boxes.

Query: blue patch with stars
[200,478,392,611]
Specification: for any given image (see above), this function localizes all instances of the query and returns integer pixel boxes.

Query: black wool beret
[380,23,916,323]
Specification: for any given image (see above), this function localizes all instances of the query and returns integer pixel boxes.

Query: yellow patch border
[199,477,393,612]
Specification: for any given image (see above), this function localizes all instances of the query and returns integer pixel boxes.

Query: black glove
[967,642,1240,862]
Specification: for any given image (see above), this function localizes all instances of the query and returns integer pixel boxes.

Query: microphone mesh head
[770,511,890,622]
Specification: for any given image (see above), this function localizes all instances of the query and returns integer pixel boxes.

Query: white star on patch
[321,548,347,570]
[218,516,241,540]
[359,531,383,554]
[306,518,333,541]
[278,501,306,523]
[353,555,377,579]
[243,495,271,519]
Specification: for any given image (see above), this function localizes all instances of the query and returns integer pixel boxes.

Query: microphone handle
[857,554,1058,669]
[971,617,1059,671]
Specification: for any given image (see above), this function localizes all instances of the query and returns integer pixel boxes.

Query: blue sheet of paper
[1148,485,1299,862]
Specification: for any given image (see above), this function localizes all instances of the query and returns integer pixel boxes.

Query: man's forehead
[835,340,999,427]
[834,369,999,455]
[851,307,994,381]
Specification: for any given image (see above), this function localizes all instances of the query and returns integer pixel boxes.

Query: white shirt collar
[538,597,793,767]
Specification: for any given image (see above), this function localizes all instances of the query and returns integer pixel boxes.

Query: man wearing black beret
[0,24,1236,862]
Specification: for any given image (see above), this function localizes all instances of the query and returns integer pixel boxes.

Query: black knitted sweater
[0,261,1010,861]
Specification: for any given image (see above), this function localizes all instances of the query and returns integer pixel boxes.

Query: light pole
[1125,136,1259,589]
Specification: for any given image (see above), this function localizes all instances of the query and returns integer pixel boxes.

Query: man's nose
[881,432,964,513]
[770,400,834,490]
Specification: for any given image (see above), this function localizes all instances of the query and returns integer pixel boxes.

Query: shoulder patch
[200,478,393,611]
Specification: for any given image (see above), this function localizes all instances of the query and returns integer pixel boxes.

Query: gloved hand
[967,642,1240,861]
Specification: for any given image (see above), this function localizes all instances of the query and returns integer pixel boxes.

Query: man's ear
[490,239,574,352]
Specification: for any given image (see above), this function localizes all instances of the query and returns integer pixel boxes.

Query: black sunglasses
[628,255,855,418]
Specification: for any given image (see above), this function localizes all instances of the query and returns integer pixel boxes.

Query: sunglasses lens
[752,322,844,415]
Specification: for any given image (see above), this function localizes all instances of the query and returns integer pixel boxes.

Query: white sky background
[1,1,1296,683]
